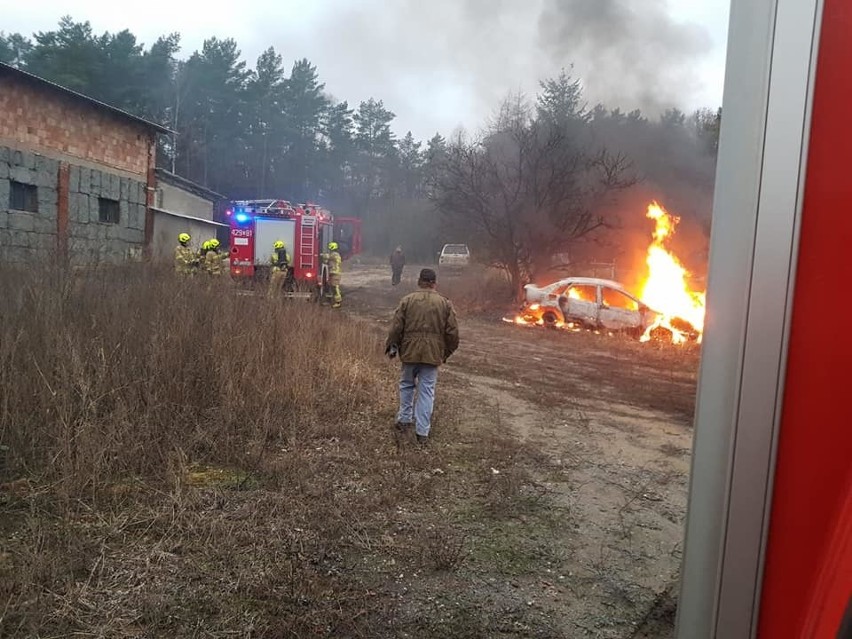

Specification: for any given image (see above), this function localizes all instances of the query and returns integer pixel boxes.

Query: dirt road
[345,264,699,638]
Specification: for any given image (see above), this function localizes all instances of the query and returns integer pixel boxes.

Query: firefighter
[203,238,226,275]
[174,232,196,275]
[323,241,343,308]
[269,240,292,296]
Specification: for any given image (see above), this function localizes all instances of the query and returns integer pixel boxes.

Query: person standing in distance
[386,268,459,444]
[389,246,405,286]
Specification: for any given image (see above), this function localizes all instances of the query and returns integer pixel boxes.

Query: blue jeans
[397,363,438,437]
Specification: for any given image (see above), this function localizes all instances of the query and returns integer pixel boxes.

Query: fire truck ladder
[232,199,295,216]
[299,216,317,273]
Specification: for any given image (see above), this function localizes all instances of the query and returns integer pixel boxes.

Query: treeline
[1,18,720,261]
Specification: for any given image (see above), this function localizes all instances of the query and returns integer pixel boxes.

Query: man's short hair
[418,268,437,283]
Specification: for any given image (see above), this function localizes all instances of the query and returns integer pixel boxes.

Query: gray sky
[1,0,730,141]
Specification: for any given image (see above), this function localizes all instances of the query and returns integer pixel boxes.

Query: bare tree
[433,95,635,300]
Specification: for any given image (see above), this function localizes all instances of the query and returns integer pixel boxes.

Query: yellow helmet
[201,240,210,251]
[274,240,285,250]
[178,232,191,244]
[328,241,339,251]
[209,239,220,249]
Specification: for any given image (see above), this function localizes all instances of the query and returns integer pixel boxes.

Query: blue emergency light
[235,213,250,223]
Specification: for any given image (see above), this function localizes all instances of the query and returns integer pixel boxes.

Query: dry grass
[0,264,400,636]
[0,264,384,494]
[0,264,568,638]
[437,266,514,315]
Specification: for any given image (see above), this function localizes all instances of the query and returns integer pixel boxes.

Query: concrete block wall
[0,145,148,264]
[67,165,147,264]
[0,146,59,262]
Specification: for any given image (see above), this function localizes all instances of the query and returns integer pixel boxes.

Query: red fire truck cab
[226,199,361,286]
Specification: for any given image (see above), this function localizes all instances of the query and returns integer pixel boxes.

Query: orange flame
[639,202,706,344]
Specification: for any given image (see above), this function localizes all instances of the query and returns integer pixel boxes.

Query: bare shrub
[420,525,468,572]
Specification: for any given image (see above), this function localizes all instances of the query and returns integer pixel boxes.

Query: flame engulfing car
[519,277,699,340]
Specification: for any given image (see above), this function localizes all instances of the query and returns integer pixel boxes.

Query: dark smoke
[254,0,716,140]
[538,0,713,113]
[255,0,720,269]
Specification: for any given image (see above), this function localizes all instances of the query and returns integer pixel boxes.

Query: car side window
[601,287,639,311]
[552,285,570,297]
[566,285,597,303]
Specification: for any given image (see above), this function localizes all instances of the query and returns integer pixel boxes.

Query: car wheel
[542,311,561,328]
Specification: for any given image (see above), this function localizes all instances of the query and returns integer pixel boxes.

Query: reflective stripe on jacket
[270,248,290,271]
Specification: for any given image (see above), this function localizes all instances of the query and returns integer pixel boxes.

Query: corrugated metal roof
[0,61,175,135]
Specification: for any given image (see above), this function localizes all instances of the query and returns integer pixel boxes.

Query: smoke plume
[254,0,716,139]
[538,0,713,113]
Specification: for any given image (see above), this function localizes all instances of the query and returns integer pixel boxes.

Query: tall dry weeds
[437,266,514,315]
[0,264,385,495]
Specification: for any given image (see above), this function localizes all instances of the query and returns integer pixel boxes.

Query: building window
[98,198,120,224]
[9,181,38,213]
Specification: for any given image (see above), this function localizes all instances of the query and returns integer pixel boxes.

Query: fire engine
[225,199,361,290]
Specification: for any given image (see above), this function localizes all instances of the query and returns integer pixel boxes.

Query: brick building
[0,61,170,264]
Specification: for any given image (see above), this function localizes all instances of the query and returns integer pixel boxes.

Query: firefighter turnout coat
[270,247,290,271]
[174,245,196,274]
[327,250,342,276]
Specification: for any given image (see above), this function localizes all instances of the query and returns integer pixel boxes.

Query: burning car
[519,277,654,332]
[508,203,705,344]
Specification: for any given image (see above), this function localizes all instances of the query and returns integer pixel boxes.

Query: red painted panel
[56,162,69,262]
[758,0,852,636]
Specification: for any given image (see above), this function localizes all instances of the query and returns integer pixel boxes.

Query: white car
[520,276,662,334]
[438,244,471,268]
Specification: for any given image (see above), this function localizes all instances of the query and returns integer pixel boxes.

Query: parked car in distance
[520,276,666,335]
[438,244,471,268]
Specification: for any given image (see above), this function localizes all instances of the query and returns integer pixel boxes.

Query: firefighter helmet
[178,232,191,245]
[328,241,339,251]
[209,239,220,250]
[274,240,285,250]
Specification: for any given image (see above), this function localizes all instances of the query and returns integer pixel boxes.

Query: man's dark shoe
[395,421,413,433]
[416,434,428,445]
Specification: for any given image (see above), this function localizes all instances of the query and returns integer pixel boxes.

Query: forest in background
[2,18,720,264]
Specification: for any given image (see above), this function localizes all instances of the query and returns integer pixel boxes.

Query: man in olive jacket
[386,268,459,443]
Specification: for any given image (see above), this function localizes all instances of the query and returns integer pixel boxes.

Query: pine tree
[536,67,587,127]
[280,58,328,200]
[245,47,287,196]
